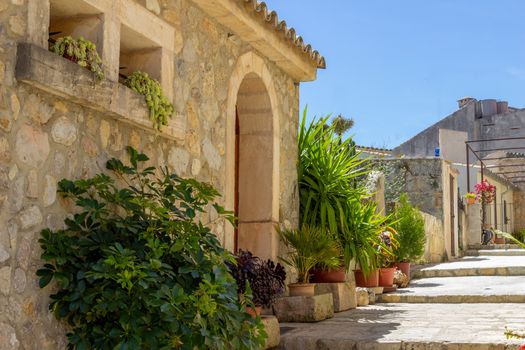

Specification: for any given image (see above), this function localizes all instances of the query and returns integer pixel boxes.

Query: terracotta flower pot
[312,267,346,283]
[245,306,262,318]
[394,262,411,279]
[354,269,379,288]
[288,283,315,297]
[379,267,396,287]
[494,236,505,244]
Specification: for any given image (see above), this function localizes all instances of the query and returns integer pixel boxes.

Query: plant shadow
[278,305,406,344]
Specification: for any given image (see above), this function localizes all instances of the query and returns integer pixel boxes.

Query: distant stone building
[390,97,525,252]
[393,98,525,159]
[0,0,324,347]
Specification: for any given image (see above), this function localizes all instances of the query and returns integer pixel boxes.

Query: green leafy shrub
[36,147,265,350]
[391,193,426,262]
[125,71,174,131]
[52,36,104,80]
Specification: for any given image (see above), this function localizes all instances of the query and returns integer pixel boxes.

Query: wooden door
[234,107,240,252]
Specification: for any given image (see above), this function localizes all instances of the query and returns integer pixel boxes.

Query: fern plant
[125,71,174,131]
[52,36,104,80]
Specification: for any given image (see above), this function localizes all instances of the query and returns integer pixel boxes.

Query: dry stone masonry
[0,0,325,347]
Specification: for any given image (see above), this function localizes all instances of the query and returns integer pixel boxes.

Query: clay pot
[395,262,411,278]
[354,269,379,288]
[245,306,262,318]
[312,267,346,283]
[466,197,476,205]
[379,267,396,287]
[494,236,505,244]
[288,283,316,297]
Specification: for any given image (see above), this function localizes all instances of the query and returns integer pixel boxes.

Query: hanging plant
[474,179,496,204]
[52,36,104,80]
[125,71,174,131]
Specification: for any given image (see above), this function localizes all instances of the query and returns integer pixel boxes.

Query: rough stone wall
[0,0,300,348]
[373,158,443,219]
[371,159,449,262]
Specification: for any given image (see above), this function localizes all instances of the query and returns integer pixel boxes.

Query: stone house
[0,0,324,347]
[390,97,525,253]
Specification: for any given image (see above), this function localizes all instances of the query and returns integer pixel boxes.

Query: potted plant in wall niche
[52,36,105,80]
[227,250,286,317]
[391,194,426,278]
[125,71,174,131]
[278,225,340,297]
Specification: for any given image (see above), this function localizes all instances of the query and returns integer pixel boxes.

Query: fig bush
[37,147,265,350]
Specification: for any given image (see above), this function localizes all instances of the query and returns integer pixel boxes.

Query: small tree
[331,114,354,137]
[391,193,426,262]
[37,147,265,350]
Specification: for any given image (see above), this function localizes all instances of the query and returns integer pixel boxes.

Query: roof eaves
[244,0,326,69]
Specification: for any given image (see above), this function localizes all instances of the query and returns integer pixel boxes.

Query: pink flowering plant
[376,227,399,268]
[474,179,496,204]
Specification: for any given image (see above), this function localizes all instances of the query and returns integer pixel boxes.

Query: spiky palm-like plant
[278,226,340,283]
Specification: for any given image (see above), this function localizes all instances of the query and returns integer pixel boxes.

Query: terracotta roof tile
[242,0,326,69]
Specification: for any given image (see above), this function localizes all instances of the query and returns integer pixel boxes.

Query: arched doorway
[225,52,280,260]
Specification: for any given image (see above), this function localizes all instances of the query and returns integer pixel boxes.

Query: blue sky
[265,1,525,148]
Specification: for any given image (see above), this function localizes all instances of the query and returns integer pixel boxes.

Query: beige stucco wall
[479,174,515,233]
[514,190,525,233]
[441,161,459,259]
[421,212,446,263]
[465,202,481,246]
[0,0,302,347]
[439,129,468,164]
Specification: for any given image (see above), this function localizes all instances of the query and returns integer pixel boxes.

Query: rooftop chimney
[497,101,509,114]
[457,97,476,109]
[479,99,498,117]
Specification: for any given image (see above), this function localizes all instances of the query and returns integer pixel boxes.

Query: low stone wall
[421,212,446,263]
[372,158,443,219]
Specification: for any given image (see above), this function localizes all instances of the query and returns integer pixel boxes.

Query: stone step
[379,293,525,303]
[413,266,525,278]
[465,249,525,256]
[468,244,522,250]
[278,303,524,349]
[378,276,525,303]
[412,256,525,279]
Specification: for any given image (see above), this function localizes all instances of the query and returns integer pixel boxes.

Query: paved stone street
[278,303,524,349]
[279,249,525,349]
